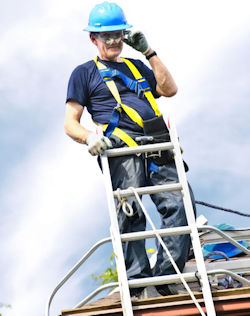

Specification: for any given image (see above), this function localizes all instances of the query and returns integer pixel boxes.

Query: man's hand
[86,133,112,156]
[123,30,150,55]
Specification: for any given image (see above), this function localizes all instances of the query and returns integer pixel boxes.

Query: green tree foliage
[92,253,118,291]
[92,249,155,291]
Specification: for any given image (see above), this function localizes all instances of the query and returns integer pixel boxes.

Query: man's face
[90,30,124,61]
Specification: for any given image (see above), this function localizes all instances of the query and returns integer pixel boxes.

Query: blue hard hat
[84,2,132,32]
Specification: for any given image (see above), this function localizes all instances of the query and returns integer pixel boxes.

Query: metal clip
[114,103,122,111]
[135,78,151,98]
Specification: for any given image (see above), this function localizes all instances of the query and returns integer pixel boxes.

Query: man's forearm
[64,102,92,144]
[146,48,178,97]
[64,119,91,144]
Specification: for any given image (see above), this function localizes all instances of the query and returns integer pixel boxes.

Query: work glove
[123,30,150,55]
[86,133,112,156]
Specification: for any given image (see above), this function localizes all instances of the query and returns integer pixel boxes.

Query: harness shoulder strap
[121,58,162,117]
[93,56,161,149]
[94,56,143,128]
[94,56,122,105]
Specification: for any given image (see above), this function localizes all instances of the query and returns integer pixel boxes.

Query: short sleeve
[66,66,89,106]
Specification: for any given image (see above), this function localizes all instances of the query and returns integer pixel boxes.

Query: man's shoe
[130,287,144,300]
[137,286,160,299]
[131,286,160,300]
[156,283,187,296]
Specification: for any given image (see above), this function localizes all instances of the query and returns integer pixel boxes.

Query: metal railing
[45,121,250,316]
[45,225,250,316]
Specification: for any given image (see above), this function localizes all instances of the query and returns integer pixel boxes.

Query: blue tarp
[202,224,249,259]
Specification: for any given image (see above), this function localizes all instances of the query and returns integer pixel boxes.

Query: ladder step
[128,270,250,289]
[128,272,197,288]
[120,226,191,242]
[106,142,174,157]
[113,183,182,198]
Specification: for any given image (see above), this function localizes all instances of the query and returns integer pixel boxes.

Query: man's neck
[99,55,123,63]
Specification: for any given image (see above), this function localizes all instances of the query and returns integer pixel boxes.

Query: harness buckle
[114,103,122,111]
[99,68,118,82]
[135,78,152,98]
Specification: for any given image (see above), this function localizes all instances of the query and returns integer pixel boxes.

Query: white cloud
[1,128,112,316]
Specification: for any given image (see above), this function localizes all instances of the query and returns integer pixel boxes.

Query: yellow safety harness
[93,56,162,147]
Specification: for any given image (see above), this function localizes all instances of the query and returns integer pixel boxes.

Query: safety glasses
[96,31,125,46]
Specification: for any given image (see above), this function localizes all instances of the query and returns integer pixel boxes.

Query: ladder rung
[113,183,182,198]
[105,142,174,157]
[128,270,250,289]
[120,226,191,242]
[128,272,197,288]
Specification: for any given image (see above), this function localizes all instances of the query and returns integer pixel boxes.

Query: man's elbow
[64,120,72,137]
[157,84,178,97]
[166,85,178,97]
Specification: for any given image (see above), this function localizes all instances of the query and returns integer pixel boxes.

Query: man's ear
[90,33,97,46]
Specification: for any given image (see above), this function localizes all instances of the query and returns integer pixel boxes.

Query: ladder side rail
[45,237,111,316]
[101,153,134,316]
[168,117,216,316]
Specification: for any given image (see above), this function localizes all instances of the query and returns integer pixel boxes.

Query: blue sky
[1,0,250,315]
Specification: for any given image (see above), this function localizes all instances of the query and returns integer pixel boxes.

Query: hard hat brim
[83,23,132,32]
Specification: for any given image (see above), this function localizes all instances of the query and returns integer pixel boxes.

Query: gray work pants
[108,136,196,280]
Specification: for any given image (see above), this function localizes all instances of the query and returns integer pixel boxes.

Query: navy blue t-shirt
[66,57,160,132]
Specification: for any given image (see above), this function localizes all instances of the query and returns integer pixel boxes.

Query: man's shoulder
[72,59,96,74]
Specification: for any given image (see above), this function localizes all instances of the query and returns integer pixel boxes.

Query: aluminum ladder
[101,116,216,316]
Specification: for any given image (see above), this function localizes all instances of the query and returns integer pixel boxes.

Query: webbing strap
[94,57,144,128]
[104,105,121,138]
[121,58,162,117]
[102,124,138,147]
[121,104,143,127]
[93,56,162,150]
[99,68,152,99]
[94,57,122,103]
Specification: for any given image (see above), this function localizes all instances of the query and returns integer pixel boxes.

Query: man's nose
[106,37,122,46]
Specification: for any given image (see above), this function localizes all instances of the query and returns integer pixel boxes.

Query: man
[65,1,195,298]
